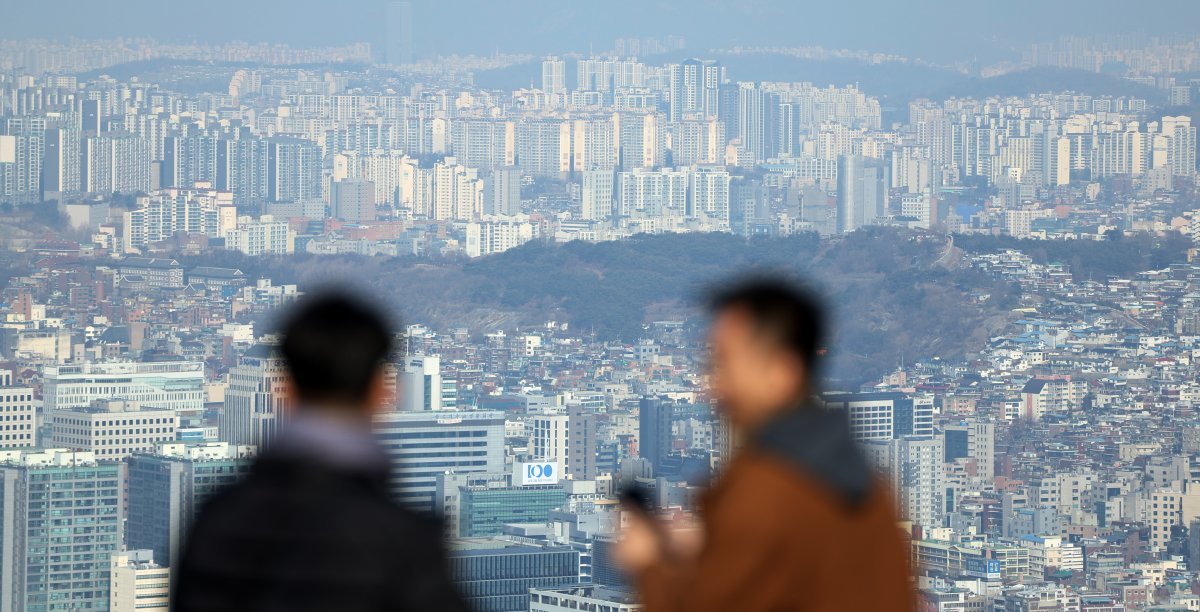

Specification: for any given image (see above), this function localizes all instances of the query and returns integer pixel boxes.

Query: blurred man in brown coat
[617,280,914,612]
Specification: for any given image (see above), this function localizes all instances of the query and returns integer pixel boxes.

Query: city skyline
[3,2,1200,610]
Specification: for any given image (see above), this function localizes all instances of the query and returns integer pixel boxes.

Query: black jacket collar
[752,405,875,507]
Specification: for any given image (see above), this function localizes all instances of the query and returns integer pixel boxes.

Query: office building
[823,392,935,441]
[0,372,36,448]
[435,470,566,537]
[109,550,169,612]
[398,354,448,411]
[373,410,505,513]
[450,538,581,612]
[567,401,598,480]
[531,412,570,476]
[530,586,641,612]
[43,361,205,413]
[47,399,178,460]
[0,449,123,611]
[638,396,673,477]
[127,442,256,567]
[222,343,291,447]
[944,420,996,487]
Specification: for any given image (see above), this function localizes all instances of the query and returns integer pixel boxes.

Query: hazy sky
[3,0,1199,63]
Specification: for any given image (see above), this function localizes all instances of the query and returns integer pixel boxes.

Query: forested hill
[195,228,1029,387]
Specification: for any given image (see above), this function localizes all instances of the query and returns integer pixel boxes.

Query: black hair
[277,292,394,406]
[708,277,826,369]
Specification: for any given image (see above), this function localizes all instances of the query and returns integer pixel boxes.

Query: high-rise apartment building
[669,59,721,122]
[835,154,886,234]
[83,132,153,195]
[330,178,377,222]
[864,435,946,531]
[0,449,123,611]
[464,217,537,257]
[123,186,237,251]
[581,168,615,221]
[42,122,81,199]
[617,168,687,219]
[385,1,414,65]
[224,215,295,256]
[266,137,321,203]
[485,167,522,216]
[0,116,45,204]
[542,57,567,94]
[688,165,730,225]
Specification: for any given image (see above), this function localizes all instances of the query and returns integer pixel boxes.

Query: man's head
[707,279,825,429]
[278,292,394,415]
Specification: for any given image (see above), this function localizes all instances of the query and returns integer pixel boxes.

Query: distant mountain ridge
[191,229,1026,387]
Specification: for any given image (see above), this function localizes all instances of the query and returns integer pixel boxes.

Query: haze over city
[4,0,1199,62]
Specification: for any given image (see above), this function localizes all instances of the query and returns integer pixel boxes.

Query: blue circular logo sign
[527,464,554,479]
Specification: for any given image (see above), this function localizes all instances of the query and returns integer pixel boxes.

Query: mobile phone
[618,482,657,516]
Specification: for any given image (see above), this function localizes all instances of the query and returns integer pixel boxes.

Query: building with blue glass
[450,538,581,612]
[127,442,256,568]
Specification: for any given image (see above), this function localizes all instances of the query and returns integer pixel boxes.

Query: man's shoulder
[196,454,419,534]
[722,449,885,513]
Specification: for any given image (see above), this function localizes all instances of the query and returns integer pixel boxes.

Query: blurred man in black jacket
[173,294,468,612]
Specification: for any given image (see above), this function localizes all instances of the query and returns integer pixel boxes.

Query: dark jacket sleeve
[171,502,236,612]
[388,520,471,612]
